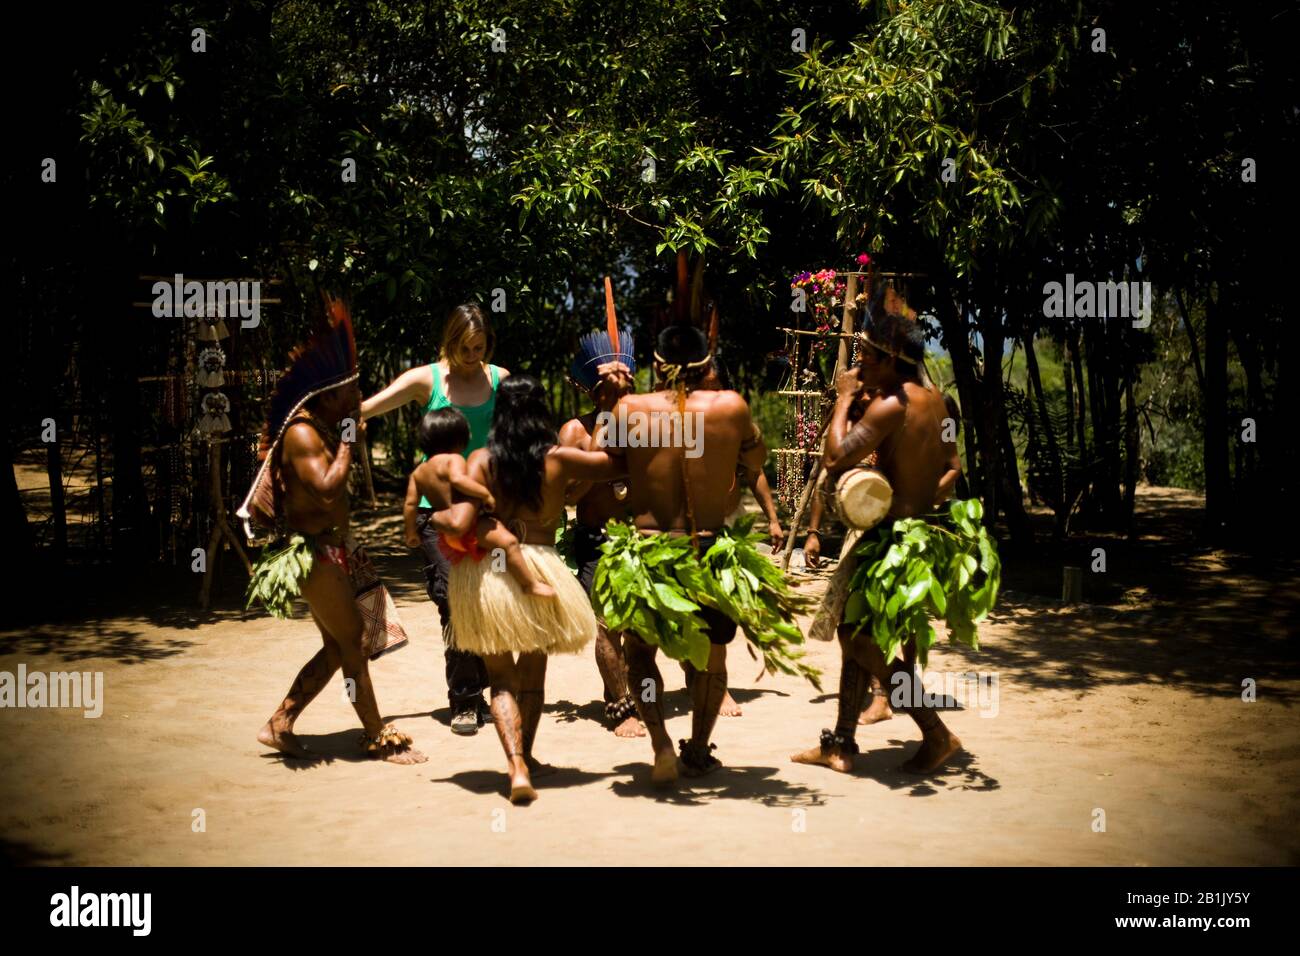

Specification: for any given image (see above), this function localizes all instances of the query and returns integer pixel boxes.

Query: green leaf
[928,576,947,615]
[653,582,699,613]
[845,590,867,622]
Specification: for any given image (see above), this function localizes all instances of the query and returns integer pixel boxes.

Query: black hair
[418,407,470,458]
[864,287,925,368]
[487,375,556,512]
[655,325,712,385]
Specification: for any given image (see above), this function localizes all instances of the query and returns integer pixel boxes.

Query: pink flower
[856,253,871,265]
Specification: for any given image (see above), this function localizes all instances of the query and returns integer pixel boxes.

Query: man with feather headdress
[239,295,426,765]
[588,257,819,786]
[558,282,644,737]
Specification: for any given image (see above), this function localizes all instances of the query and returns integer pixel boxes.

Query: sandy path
[1,488,1297,865]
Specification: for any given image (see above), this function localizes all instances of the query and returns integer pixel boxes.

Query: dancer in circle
[442,374,624,803]
[363,303,505,735]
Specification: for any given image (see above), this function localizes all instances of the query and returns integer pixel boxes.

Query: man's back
[620,388,749,533]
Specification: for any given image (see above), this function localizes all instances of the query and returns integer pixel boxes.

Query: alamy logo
[0,665,103,718]
[890,669,999,718]
[1042,274,1151,328]
[595,407,705,459]
[151,274,261,328]
[50,886,151,936]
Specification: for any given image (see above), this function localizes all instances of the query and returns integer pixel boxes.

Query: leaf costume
[591,514,822,689]
[841,497,1000,666]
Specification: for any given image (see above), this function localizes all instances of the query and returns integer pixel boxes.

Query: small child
[404,407,555,599]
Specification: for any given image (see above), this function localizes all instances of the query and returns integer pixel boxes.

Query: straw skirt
[447,544,597,656]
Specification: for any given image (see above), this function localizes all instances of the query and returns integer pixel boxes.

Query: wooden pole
[1061,566,1083,604]
[358,434,379,507]
[46,431,67,560]
[199,439,252,609]
[780,274,860,571]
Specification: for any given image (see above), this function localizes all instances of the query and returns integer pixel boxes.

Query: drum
[833,467,893,530]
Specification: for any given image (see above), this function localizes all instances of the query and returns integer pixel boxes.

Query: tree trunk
[1024,332,1068,537]
[977,288,1027,541]
[1069,327,1088,457]
[1174,287,1206,395]
[935,287,981,496]
[1123,371,1139,536]
[0,428,31,562]
[1203,291,1229,540]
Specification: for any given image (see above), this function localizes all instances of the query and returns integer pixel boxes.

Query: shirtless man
[792,294,963,774]
[558,342,646,737]
[256,378,426,765]
[608,324,768,785]
[802,392,893,725]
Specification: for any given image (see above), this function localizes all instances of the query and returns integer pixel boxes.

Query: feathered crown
[571,275,637,391]
[571,326,636,391]
[237,294,358,540]
[653,251,720,387]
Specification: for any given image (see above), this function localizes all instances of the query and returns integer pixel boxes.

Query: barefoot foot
[859,694,894,725]
[383,747,429,765]
[790,743,855,773]
[720,692,743,717]
[901,730,962,774]
[509,762,538,804]
[258,719,313,759]
[651,748,678,788]
[614,715,647,738]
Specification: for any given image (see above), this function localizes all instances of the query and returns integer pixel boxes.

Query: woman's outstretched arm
[361,365,432,421]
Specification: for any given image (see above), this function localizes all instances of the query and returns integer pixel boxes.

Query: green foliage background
[6,0,1292,560]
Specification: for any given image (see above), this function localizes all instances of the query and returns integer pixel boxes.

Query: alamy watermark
[595,406,705,459]
[0,665,103,718]
[1042,274,1151,328]
[50,886,150,936]
[151,273,261,328]
[890,668,999,718]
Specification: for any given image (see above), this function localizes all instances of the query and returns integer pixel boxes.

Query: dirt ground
[1,486,1297,866]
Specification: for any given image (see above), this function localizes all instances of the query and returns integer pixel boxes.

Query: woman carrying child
[362,303,506,735]
[437,375,623,804]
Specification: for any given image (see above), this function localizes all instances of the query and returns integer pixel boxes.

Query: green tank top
[418,362,501,508]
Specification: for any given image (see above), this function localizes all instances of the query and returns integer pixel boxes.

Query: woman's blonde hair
[440,302,494,367]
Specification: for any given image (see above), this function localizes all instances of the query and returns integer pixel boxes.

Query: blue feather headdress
[570,326,636,392]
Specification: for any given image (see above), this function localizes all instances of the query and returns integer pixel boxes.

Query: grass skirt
[447,543,597,656]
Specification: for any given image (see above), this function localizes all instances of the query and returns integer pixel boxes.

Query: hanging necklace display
[198,299,230,342]
[197,391,232,436]
[196,347,226,388]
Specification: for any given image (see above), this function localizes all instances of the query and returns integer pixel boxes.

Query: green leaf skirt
[844,497,1001,667]
[590,515,822,689]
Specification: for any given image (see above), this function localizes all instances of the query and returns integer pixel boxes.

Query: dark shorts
[690,533,738,646]
[573,522,607,595]
[699,604,738,646]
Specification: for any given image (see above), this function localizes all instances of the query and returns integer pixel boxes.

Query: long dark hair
[487,375,556,512]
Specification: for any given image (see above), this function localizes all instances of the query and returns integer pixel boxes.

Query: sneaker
[476,698,493,727]
[450,708,479,736]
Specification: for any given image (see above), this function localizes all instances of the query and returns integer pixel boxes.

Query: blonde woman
[362,303,510,736]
